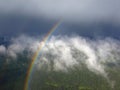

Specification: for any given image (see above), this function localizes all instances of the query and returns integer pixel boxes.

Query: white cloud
[0,0,120,22]
[0,45,6,54]
[6,35,40,58]
[34,35,120,77]
[0,35,120,77]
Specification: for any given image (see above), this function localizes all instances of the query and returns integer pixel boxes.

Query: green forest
[0,53,120,90]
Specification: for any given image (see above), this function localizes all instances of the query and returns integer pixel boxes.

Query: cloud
[0,35,120,76]
[37,36,120,77]
[0,0,120,22]
[1,35,120,78]
[0,45,6,54]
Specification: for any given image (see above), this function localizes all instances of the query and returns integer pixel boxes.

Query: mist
[0,35,120,79]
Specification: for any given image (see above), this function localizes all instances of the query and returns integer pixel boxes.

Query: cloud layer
[0,35,120,78]
[0,0,120,22]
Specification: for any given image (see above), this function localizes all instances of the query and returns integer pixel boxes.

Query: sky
[0,0,120,83]
[0,0,120,39]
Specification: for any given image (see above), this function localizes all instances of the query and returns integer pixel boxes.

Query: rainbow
[24,20,62,90]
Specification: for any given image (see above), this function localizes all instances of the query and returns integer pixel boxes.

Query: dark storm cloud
[0,0,120,39]
[0,15,120,39]
[0,15,55,36]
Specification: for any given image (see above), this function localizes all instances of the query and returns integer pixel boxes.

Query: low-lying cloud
[0,35,120,78]
[0,0,120,22]
[0,45,6,54]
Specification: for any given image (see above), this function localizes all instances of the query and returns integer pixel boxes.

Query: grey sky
[0,0,120,39]
[0,0,120,22]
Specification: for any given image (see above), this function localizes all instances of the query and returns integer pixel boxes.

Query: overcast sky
[0,0,120,39]
[0,0,120,22]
